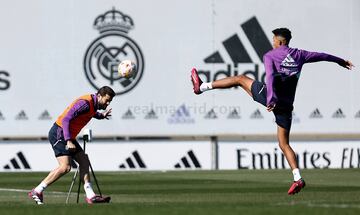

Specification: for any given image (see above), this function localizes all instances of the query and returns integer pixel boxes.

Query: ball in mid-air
[118,60,137,78]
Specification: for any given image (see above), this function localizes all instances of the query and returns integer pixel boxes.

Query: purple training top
[263,45,345,108]
[61,94,104,141]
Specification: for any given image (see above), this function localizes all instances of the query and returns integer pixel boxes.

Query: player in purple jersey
[191,28,354,195]
[28,86,115,204]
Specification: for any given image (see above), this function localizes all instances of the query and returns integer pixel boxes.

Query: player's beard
[98,103,107,110]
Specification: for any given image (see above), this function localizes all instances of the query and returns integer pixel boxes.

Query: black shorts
[251,81,293,131]
[48,123,82,157]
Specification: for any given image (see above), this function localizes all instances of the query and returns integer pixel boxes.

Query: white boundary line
[274,202,360,209]
[0,188,67,195]
[306,203,360,209]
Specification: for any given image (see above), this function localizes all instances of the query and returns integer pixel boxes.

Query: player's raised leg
[191,68,254,96]
[277,126,306,195]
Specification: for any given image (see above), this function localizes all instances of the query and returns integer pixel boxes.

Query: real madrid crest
[84,8,144,95]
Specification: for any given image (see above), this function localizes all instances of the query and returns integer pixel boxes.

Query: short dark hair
[272,28,292,44]
[97,86,115,98]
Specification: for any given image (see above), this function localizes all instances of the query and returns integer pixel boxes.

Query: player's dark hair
[97,86,115,98]
[272,28,292,44]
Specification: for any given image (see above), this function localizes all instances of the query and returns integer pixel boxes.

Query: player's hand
[102,108,112,120]
[66,140,76,152]
[267,103,276,112]
[342,60,354,70]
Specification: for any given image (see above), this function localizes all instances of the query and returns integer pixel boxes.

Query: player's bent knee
[237,75,252,87]
[59,165,71,174]
[65,165,71,173]
[236,75,246,83]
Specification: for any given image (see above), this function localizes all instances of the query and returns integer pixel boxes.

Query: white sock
[200,82,213,92]
[84,182,96,198]
[292,168,302,181]
[34,181,47,193]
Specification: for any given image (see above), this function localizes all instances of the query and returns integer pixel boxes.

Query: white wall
[0,0,359,137]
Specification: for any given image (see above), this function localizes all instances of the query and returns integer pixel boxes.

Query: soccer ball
[118,60,137,78]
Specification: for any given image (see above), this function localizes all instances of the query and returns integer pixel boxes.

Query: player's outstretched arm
[302,50,355,71]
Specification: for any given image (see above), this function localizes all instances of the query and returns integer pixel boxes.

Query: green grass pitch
[0,169,359,215]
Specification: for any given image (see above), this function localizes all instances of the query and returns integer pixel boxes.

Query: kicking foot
[86,195,111,204]
[191,68,203,95]
[28,189,44,205]
[288,178,306,195]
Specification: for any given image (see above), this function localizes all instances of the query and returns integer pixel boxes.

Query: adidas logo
[38,110,52,120]
[281,54,298,67]
[309,108,323,119]
[122,109,135,119]
[15,110,28,120]
[0,111,4,120]
[355,110,360,118]
[250,109,263,119]
[204,109,217,119]
[174,150,201,169]
[119,150,146,169]
[3,151,31,170]
[332,108,345,118]
[227,109,241,119]
[199,16,272,83]
[167,104,195,124]
[144,109,158,120]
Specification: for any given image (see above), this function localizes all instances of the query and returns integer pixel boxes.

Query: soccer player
[191,28,354,195]
[28,86,115,204]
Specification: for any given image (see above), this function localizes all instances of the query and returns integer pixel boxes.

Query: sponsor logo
[3,151,31,170]
[15,110,28,120]
[204,109,217,119]
[122,109,135,120]
[341,148,360,168]
[237,147,331,169]
[167,104,195,124]
[280,54,300,76]
[198,17,272,84]
[38,110,52,120]
[174,150,201,169]
[309,108,323,119]
[332,108,345,118]
[250,109,263,119]
[144,109,158,120]
[119,150,146,169]
[355,110,360,119]
[84,8,144,96]
[0,70,10,91]
[227,109,241,119]
[281,54,297,68]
